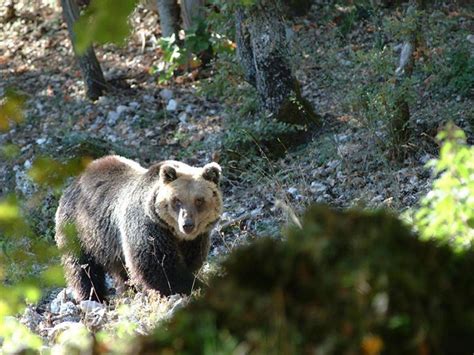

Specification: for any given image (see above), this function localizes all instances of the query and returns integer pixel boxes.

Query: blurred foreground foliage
[132,205,474,354]
[412,123,474,251]
[0,89,27,132]
[0,154,90,352]
[74,0,138,54]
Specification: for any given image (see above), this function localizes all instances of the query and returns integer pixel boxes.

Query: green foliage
[0,317,43,354]
[413,124,474,251]
[223,113,303,160]
[349,46,415,152]
[0,89,27,132]
[439,44,474,97]
[28,156,92,191]
[134,205,474,354]
[0,143,20,160]
[0,103,91,352]
[384,6,423,42]
[74,0,138,54]
[152,16,233,84]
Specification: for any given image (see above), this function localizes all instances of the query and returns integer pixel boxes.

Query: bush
[133,205,474,354]
[413,123,474,251]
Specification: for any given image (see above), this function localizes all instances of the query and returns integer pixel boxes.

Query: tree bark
[390,4,420,152]
[156,0,181,38]
[180,0,204,30]
[61,0,108,100]
[235,2,318,126]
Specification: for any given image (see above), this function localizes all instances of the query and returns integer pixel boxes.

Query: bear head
[146,161,223,240]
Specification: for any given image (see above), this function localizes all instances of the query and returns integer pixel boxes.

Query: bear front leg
[123,233,198,296]
[179,233,210,273]
[62,252,107,302]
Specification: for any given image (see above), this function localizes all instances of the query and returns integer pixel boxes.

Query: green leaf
[74,0,138,54]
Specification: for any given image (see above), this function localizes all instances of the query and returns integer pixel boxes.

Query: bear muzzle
[182,219,195,234]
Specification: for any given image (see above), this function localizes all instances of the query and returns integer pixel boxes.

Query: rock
[107,110,120,125]
[83,306,107,328]
[351,177,365,188]
[143,94,154,102]
[20,306,43,331]
[164,296,187,320]
[116,105,129,115]
[179,112,188,123]
[48,321,88,342]
[370,195,384,205]
[60,301,79,316]
[79,300,105,313]
[14,167,35,197]
[419,154,431,165]
[287,187,299,197]
[129,101,139,108]
[166,99,178,111]
[467,34,474,44]
[310,181,327,194]
[334,133,350,143]
[50,297,62,314]
[51,289,75,315]
[326,160,340,172]
[35,137,47,145]
[159,88,173,100]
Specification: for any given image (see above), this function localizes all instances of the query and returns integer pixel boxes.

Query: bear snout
[182,219,195,234]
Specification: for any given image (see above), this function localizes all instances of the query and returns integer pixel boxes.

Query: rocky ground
[1,0,472,350]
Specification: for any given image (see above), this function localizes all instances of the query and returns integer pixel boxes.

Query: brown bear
[55,155,223,302]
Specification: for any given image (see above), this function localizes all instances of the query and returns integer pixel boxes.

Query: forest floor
[0,0,472,350]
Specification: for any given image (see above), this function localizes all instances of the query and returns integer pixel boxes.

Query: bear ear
[161,165,178,183]
[202,162,221,185]
[146,162,163,179]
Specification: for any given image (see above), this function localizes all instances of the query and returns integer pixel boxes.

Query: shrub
[413,124,474,251]
[133,205,474,354]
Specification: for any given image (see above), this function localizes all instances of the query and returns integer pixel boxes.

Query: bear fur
[55,155,223,302]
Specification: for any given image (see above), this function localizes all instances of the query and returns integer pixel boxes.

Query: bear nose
[183,220,195,234]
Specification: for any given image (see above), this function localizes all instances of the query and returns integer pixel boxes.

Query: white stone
[107,110,120,125]
[36,137,47,145]
[179,112,188,123]
[166,99,178,111]
[160,88,173,100]
[50,296,62,314]
[143,94,154,102]
[79,300,104,313]
[287,187,298,196]
[310,181,327,193]
[116,105,129,115]
[60,301,78,316]
[48,321,87,341]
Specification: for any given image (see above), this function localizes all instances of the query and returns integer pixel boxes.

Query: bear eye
[172,197,182,209]
[195,198,205,208]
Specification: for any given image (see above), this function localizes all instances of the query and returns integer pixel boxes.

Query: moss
[132,205,474,354]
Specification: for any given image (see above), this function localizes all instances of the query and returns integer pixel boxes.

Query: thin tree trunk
[61,0,107,100]
[156,0,181,38]
[390,4,420,152]
[235,3,318,126]
[180,0,204,30]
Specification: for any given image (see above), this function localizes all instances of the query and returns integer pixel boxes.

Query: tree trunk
[390,4,420,153]
[156,0,181,38]
[180,0,204,30]
[235,2,318,126]
[61,0,108,100]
